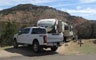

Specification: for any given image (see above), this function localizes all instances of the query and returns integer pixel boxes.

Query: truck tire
[13,39,18,48]
[51,46,58,52]
[32,41,40,53]
[64,37,68,42]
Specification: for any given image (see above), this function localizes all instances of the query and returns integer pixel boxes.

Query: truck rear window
[32,28,46,34]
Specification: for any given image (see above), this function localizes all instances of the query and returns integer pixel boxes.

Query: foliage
[75,21,96,39]
[0,21,17,46]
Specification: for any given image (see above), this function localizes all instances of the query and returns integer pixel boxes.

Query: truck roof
[24,27,45,29]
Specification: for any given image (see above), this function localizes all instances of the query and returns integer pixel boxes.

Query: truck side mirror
[18,31,22,35]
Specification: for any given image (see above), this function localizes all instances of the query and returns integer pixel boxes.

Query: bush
[75,21,96,39]
[0,21,17,47]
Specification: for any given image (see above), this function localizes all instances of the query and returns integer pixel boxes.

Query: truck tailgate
[47,33,63,43]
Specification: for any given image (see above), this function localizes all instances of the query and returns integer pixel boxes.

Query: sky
[0,0,96,20]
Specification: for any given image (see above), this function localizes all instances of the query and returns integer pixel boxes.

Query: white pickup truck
[13,27,63,53]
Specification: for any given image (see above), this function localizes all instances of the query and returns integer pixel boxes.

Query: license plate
[47,43,57,46]
[53,43,57,45]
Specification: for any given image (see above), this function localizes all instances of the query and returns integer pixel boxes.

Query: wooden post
[78,39,83,47]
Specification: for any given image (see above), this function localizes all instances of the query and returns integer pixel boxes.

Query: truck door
[17,28,30,43]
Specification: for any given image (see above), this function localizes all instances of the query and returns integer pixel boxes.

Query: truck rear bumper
[43,41,63,47]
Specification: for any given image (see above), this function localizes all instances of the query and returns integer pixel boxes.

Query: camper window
[65,26,69,30]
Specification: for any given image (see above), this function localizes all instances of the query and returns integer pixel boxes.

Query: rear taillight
[43,35,47,43]
[63,34,64,42]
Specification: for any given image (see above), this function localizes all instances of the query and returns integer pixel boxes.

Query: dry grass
[57,39,96,55]
[57,41,80,55]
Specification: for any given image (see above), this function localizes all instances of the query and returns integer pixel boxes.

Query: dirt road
[0,44,67,58]
[1,54,96,60]
[0,46,96,60]
[0,43,79,58]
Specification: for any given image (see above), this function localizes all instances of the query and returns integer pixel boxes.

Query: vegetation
[0,20,35,47]
[75,21,96,39]
[0,21,17,47]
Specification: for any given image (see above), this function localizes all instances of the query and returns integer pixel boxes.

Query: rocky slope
[0,4,87,25]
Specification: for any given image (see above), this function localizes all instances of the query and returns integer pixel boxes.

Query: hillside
[0,4,87,25]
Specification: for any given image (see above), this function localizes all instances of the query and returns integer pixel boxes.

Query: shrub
[0,21,17,46]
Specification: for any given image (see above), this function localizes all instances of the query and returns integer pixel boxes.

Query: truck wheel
[51,46,58,52]
[33,41,40,53]
[64,37,67,42]
[13,39,18,48]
